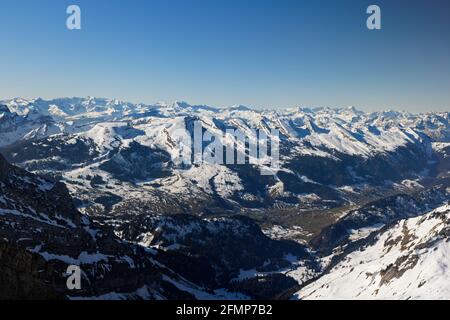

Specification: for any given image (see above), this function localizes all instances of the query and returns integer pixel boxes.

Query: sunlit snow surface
[294,205,450,300]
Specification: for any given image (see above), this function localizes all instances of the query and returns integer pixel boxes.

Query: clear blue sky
[1,0,449,112]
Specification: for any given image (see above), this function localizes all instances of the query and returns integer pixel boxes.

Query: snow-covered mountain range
[0,97,449,299]
[1,97,448,215]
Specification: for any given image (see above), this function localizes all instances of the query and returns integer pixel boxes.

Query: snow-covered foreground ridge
[295,204,450,300]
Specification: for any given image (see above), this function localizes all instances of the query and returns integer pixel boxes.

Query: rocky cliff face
[117,213,315,289]
[0,154,200,299]
[0,154,305,299]
[0,241,62,300]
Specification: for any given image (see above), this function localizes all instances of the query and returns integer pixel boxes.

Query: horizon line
[1,95,449,115]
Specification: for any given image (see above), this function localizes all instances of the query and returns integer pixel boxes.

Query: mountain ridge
[1,97,447,219]
[1,97,449,299]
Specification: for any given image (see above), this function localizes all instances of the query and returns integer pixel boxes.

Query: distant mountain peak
[172,101,192,109]
[228,104,252,111]
[0,104,11,114]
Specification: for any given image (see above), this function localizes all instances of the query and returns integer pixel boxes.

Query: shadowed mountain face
[117,214,314,288]
[1,98,449,300]
[0,241,63,300]
[0,154,196,299]
[0,154,308,299]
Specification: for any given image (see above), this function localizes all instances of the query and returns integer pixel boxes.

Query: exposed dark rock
[117,213,316,288]
[228,274,300,300]
[0,240,62,300]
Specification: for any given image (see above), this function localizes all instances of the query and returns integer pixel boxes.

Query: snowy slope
[0,153,246,300]
[295,204,450,300]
